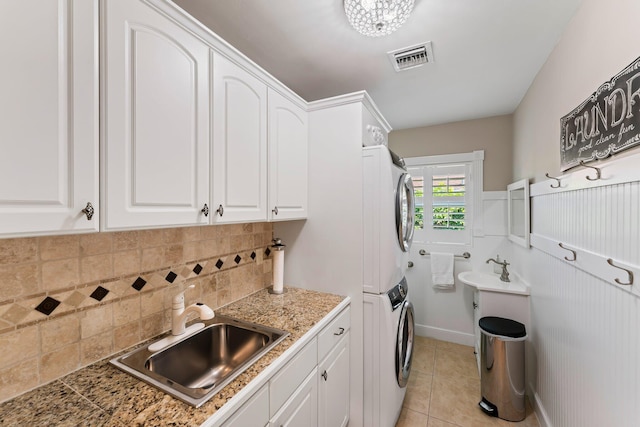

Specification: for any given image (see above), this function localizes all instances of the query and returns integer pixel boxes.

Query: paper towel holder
[268,238,287,295]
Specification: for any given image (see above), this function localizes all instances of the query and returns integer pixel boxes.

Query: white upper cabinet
[212,52,268,223]
[101,0,210,230]
[268,89,308,221]
[0,0,99,237]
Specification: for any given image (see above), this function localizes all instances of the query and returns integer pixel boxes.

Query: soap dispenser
[493,255,502,274]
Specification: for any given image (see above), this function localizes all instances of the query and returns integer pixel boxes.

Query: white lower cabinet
[221,385,269,427]
[270,369,318,427]
[214,304,350,427]
[318,332,350,427]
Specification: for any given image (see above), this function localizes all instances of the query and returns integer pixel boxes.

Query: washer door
[396,173,415,252]
[395,300,415,387]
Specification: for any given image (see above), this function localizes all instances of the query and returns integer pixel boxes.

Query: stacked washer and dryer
[363,145,416,427]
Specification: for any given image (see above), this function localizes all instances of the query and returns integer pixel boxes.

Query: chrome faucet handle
[499,261,510,282]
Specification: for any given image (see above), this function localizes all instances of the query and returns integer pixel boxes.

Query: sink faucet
[172,285,215,335]
[486,258,510,282]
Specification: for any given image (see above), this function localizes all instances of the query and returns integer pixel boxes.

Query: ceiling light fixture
[344,0,415,37]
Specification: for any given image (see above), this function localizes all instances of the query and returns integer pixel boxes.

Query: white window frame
[405,150,484,247]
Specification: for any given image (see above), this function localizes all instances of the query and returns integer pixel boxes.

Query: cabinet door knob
[81,202,94,220]
[272,206,278,215]
[201,204,209,217]
[333,327,345,336]
[216,204,224,217]
[321,370,327,381]
[473,302,478,309]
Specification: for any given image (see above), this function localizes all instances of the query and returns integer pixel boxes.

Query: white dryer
[363,277,415,427]
[362,145,415,295]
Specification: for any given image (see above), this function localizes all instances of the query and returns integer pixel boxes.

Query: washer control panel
[388,277,408,310]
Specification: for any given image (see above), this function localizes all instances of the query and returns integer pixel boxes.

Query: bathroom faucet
[486,258,510,282]
[172,285,215,335]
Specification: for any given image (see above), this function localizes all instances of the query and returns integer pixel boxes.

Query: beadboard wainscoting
[0,223,273,403]
[511,154,640,427]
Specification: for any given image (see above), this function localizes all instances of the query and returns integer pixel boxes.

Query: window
[407,153,481,246]
[432,169,465,230]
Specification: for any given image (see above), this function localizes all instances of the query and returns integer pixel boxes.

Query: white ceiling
[173,0,584,130]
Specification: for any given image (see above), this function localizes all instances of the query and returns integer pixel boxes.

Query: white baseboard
[415,324,475,347]
[529,382,552,427]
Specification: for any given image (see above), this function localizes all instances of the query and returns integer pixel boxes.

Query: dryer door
[396,173,416,252]
[395,300,415,387]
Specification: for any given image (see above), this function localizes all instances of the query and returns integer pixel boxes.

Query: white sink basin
[458,271,530,296]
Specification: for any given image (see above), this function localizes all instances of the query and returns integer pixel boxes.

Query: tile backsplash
[0,223,273,402]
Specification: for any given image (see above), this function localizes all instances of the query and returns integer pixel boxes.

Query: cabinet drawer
[318,306,351,362]
[269,338,317,416]
[221,384,269,427]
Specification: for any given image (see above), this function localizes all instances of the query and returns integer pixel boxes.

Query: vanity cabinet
[211,53,268,224]
[472,289,530,373]
[267,89,308,221]
[101,0,211,230]
[0,0,99,237]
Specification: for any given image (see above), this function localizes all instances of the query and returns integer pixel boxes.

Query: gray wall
[388,114,513,191]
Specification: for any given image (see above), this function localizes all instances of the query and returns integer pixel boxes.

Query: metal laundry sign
[560,56,640,171]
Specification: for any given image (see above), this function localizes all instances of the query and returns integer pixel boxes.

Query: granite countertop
[0,287,346,426]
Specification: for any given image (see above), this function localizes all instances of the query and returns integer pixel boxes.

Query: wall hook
[579,161,602,181]
[545,173,561,188]
[558,243,577,261]
[606,258,634,286]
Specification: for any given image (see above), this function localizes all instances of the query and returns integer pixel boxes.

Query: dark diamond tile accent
[234,255,241,264]
[132,277,147,291]
[250,251,256,260]
[193,264,203,275]
[165,271,178,283]
[265,248,271,257]
[215,259,224,269]
[35,297,61,316]
[89,286,109,302]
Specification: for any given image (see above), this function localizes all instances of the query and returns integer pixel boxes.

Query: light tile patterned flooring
[395,336,540,427]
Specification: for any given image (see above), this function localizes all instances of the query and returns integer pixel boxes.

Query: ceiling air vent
[388,41,434,72]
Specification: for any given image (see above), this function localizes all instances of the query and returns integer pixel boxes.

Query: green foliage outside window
[433,206,465,230]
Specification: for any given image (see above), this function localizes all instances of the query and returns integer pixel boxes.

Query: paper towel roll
[272,250,284,294]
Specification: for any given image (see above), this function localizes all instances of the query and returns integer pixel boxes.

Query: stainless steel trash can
[478,316,527,422]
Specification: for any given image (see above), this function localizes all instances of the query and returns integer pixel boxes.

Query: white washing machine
[363,277,415,427]
[362,145,415,295]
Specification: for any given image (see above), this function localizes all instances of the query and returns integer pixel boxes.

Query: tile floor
[395,336,539,427]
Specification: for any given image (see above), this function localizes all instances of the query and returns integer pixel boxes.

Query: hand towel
[431,252,454,289]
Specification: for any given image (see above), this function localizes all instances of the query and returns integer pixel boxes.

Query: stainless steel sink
[110,315,289,407]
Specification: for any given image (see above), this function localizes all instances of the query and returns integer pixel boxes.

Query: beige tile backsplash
[0,223,273,402]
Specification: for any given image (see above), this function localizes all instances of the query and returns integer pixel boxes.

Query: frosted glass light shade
[344,0,415,37]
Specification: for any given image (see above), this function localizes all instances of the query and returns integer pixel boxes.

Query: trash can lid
[479,316,526,339]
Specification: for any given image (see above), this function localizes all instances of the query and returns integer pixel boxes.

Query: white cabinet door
[220,384,269,427]
[0,0,99,237]
[212,52,268,223]
[102,0,210,230]
[267,89,308,221]
[270,368,318,427]
[318,333,350,427]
